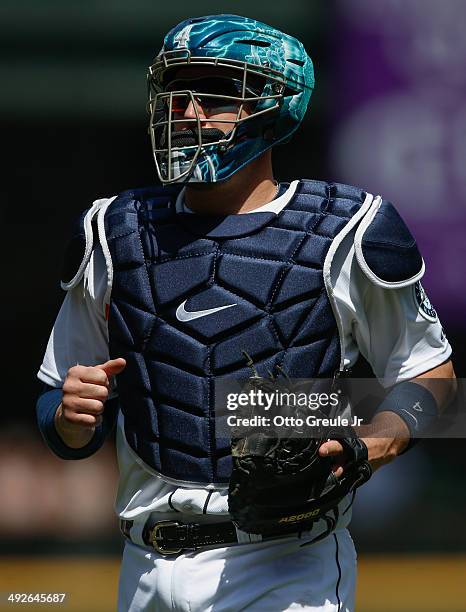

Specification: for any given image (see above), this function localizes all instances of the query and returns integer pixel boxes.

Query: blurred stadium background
[1,0,465,610]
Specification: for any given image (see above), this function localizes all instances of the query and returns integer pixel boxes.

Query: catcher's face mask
[147,15,314,184]
[148,56,284,184]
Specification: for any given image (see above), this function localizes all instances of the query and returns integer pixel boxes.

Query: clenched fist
[55,358,126,448]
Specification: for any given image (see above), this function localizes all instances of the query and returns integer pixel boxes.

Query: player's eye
[170,96,190,114]
[163,93,240,116]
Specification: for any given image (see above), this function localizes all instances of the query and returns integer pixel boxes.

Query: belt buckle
[149,521,183,555]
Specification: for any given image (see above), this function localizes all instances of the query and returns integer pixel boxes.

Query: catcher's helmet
[147,14,314,184]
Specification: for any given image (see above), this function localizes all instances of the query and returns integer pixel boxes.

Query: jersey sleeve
[36,245,115,459]
[336,247,451,386]
[37,245,110,387]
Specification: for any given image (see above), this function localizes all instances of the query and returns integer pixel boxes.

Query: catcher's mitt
[228,355,372,535]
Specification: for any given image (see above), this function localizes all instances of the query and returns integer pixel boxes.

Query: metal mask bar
[147,55,288,184]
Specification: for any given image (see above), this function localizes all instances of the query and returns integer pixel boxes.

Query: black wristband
[375,381,438,451]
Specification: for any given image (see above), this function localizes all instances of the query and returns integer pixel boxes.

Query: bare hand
[318,412,410,477]
[56,358,126,437]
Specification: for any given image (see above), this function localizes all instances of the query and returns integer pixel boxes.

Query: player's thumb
[96,357,127,378]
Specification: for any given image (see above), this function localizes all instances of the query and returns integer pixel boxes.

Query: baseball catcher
[36,13,455,612]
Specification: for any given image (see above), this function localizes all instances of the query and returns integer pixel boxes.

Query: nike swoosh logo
[175,300,237,322]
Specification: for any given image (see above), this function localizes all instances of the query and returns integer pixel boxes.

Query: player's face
[173,93,250,134]
[162,66,261,134]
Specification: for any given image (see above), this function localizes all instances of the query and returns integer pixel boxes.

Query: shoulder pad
[103,184,180,240]
[298,179,367,205]
[116,184,181,207]
[61,185,180,291]
[354,197,424,288]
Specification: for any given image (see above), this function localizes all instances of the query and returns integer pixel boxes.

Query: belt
[119,518,320,556]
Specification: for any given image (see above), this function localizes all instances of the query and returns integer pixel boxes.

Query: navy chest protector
[102,180,368,486]
[61,180,424,486]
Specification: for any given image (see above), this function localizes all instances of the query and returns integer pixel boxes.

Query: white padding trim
[323,192,375,372]
[96,196,118,319]
[354,195,425,289]
[60,198,114,291]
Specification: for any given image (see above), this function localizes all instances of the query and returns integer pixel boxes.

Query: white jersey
[38,181,451,533]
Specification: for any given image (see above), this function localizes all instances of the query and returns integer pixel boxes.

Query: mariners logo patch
[414,282,437,322]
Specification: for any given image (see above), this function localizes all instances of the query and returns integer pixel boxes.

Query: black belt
[120,518,312,555]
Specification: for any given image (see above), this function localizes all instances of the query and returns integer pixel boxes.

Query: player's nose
[184,97,205,119]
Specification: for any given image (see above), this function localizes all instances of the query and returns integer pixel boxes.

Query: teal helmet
[147,14,314,184]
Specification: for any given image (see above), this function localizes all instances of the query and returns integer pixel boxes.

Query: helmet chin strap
[170,127,225,148]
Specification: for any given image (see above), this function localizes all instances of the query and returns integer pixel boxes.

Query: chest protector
[103,180,367,486]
